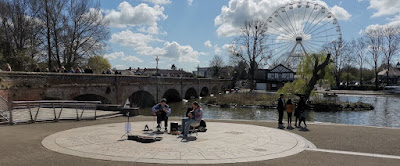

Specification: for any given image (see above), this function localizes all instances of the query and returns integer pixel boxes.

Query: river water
[142,94,400,128]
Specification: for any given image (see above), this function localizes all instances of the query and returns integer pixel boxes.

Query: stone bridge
[0,72,234,107]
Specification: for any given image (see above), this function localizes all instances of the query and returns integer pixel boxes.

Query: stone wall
[0,72,233,105]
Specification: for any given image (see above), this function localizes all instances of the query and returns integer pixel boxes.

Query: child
[286,99,294,128]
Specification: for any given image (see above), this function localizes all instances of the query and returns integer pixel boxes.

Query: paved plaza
[1,116,400,166]
[42,121,315,164]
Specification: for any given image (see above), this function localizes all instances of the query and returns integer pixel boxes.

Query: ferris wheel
[265,1,342,71]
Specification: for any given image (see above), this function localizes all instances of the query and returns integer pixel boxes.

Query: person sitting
[152,98,171,132]
[182,101,203,139]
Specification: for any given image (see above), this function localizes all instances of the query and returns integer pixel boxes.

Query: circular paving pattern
[42,121,315,164]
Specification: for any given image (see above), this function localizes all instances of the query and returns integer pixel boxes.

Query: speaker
[170,122,179,132]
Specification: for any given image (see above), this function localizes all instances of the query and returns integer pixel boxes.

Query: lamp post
[155,56,160,101]
[155,56,159,75]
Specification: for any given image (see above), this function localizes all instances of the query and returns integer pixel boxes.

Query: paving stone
[42,121,315,164]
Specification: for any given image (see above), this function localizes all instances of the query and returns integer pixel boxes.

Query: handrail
[12,100,101,104]
[8,100,101,124]
[0,95,9,123]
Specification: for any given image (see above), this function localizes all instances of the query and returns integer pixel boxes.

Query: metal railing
[10,100,101,124]
[0,95,9,123]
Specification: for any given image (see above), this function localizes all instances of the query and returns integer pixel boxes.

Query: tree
[62,0,109,68]
[279,53,333,100]
[342,42,355,87]
[209,55,224,78]
[324,40,347,88]
[381,25,400,85]
[228,20,269,90]
[87,55,110,74]
[364,28,383,90]
[0,0,42,71]
[231,60,248,81]
[353,37,368,85]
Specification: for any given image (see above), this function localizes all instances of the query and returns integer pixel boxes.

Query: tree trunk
[304,54,331,100]
[387,60,390,86]
[360,62,363,86]
[375,68,379,91]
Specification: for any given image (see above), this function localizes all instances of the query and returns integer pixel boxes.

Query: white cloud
[215,0,352,37]
[105,2,167,34]
[142,0,171,5]
[104,52,125,60]
[164,41,201,63]
[204,40,212,48]
[104,52,143,63]
[361,0,400,17]
[188,0,193,6]
[364,14,400,32]
[214,44,222,55]
[114,64,128,70]
[122,55,144,63]
[110,30,164,56]
[110,30,202,63]
[331,5,352,21]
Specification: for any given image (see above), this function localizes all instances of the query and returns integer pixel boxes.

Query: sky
[97,0,400,72]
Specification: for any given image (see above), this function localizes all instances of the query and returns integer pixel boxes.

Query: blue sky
[98,0,400,71]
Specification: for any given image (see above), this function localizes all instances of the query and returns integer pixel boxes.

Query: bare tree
[364,27,383,90]
[353,37,367,85]
[0,0,42,70]
[381,25,400,85]
[209,55,225,78]
[229,20,269,90]
[324,40,345,88]
[341,42,355,88]
[62,0,109,67]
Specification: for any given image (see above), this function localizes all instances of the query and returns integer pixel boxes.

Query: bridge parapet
[0,72,233,106]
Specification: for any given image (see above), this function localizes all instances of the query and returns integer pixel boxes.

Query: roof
[378,67,400,77]
[268,64,295,73]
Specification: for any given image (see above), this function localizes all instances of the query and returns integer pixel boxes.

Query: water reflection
[142,94,400,128]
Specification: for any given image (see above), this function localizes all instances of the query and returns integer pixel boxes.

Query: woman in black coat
[297,97,307,127]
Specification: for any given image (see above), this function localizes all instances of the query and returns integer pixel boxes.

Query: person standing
[152,98,171,132]
[297,96,307,127]
[286,99,294,129]
[277,94,286,126]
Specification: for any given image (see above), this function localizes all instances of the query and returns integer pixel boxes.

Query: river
[142,94,400,128]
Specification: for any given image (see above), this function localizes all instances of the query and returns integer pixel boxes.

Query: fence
[7,100,101,124]
[0,95,10,124]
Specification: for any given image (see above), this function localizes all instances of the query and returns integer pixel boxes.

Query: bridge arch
[162,89,181,103]
[211,86,219,95]
[184,88,198,99]
[128,90,155,108]
[221,85,227,93]
[200,87,209,97]
[73,94,111,104]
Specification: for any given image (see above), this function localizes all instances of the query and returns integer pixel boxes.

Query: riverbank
[316,89,389,96]
[202,92,374,111]
[0,116,399,166]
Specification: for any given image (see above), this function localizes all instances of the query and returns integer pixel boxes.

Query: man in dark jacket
[277,94,286,125]
[152,98,171,132]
